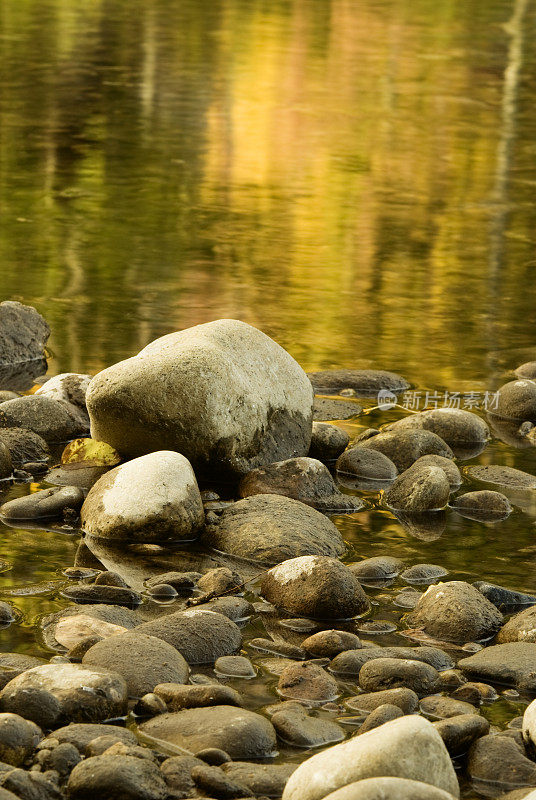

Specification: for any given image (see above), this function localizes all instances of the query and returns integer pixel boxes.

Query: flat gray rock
[322,778,457,800]
[458,642,536,690]
[313,397,363,421]
[308,369,410,396]
[466,464,536,489]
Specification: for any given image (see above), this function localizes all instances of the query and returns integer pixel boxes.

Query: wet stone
[261,555,370,620]
[359,429,454,472]
[386,408,489,447]
[357,621,397,635]
[400,563,448,584]
[191,763,251,798]
[67,754,168,800]
[356,704,404,734]
[195,747,232,766]
[384,462,450,512]
[133,693,167,718]
[139,706,277,759]
[272,704,345,748]
[0,396,88,443]
[412,454,461,488]
[0,486,84,521]
[434,714,490,757]
[159,754,205,797]
[277,661,340,704]
[468,733,536,794]
[214,656,256,678]
[345,688,419,715]
[358,658,440,698]
[0,428,49,467]
[221,762,297,798]
[0,604,15,625]
[0,654,46,690]
[419,695,478,719]
[309,422,350,462]
[312,397,363,421]
[474,581,536,611]
[495,380,536,423]
[335,447,397,481]
[248,638,307,660]
[0,714,42,767]
[50,724,137,754]
[197,567,242,596]
[466,464,536,490]
[153,683,243,710]
[451,490,512,521]
[94,571,128,588]
[61,584,142,608]
[51,613,130,650]
[302,630,362,658]
[308,369,410,396]
[349,556,404,585]
[145,572,198,593]
[458,642,536,691]
[451,682,498,704]
[496,606,536,644]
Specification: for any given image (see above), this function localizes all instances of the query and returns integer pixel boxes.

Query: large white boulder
[282,715,459,800]
[86,319,314,478]
[81,451,204,542]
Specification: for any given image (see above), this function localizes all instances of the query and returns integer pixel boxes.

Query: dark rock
[260,556,369,620]
[159,754,205,797]
[0,768,62,800]
[135,609,242,665]
[94,571,128,588]
[0,429,49,467]
[302,630,361,658]
[0,396,88,443]
[239,457,363,512]
[0,445,11,481]
[221,762,296,798]
[39,742,81,779]
[248,639,307,660]
[357,704,404,734]
[359,429,453,472]
[308,369,410,396]
[0,664,128,729]
[61,584,142,608]
[348,556,403,585]
[336,447,397,481]
[203,494,345,567]
[145,572,198,593]
[451,490,512,521]
[277,662,339,703]
[0,714,42,766]
[468,733,536,794]
[67,754,168,800]
[309,423,349,462]
[474,581,536,610]
[195,748,232,766]
[133,694,167,718]
[0,302,50,368]
[67,636,104,662]
[345,688,419,715]
[191,763,251,798]
[458,642,536,691]
[451,682,497,704]
[35,374,90,413]
[313,397,363,421]
[0,487,84,521]
[433,714,489,757]
[139,706,277,759]
[407,581,503,643]
[495,380,536,423]
[272,704,344,747]
[82,632,189,697]
[154,683,243,711]
[359,658,440,697]
[0,605,14,625]
[51,724,137,753]
[384,462,450,512]
[466,464,536,489]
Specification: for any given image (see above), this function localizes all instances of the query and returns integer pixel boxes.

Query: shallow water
[1,0,536,795]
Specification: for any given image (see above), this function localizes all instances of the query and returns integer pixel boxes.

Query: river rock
[345,688,419,715]
[336,447,397,481]
[451,681,497,704]
[87,320,314,477]
[0,654,46,690]
[0,713,42,766]
[261,556,369,619]
[386,408,489,447]
[154,682,242,710]
[35,374,91,414]
[313,397,363,421]
[458,642,536,690]
[140,705,277,758]
[401,563,448,583]
[67,754,168,800]
[495,380,536,422]
[522,698,536,753]
[135,608,242,664]
[412,454,461,488]
[214,655,255,678]
[281,715,459,800]
[0,396,88,442]
[222,762,296,797]
[330,646,450,678]
[474,581,536,610]
[302,630,362,658]
[0,302,49,368]
[239,457,362,512]
[62,584,142,607]
[496,607,536,643]
[359,658,440,697]
[420,695,477,719]
[433,714,489,757]
[468,733,536,794]
[0,429,49,466]
[277,661,339,704]
[0,486,84,521]
[308,369,410,396]
[203,494,344,566]
[516,362,536,380]
[81,450,204,543]
[349,556,403,585]
[323,778,458,800]
[51,723,137,753]
[407,581,503,643]
[0,663,128,728]
[466,464,536,489]
[384,462,450,512]
[356,703,404,733]
[360,430,453,472]
[451,490,512,521]
[272,703,344,747]
[82,632,189,697]
[309,423,350,461]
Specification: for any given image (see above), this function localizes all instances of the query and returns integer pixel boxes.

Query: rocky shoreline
[0,302,535,798]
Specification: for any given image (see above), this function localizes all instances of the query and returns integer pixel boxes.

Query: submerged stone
[384,463,450,512]
[309,422,350,461]
[0,486,84,520]
[308,369,410,396]
[359,429,453,472]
